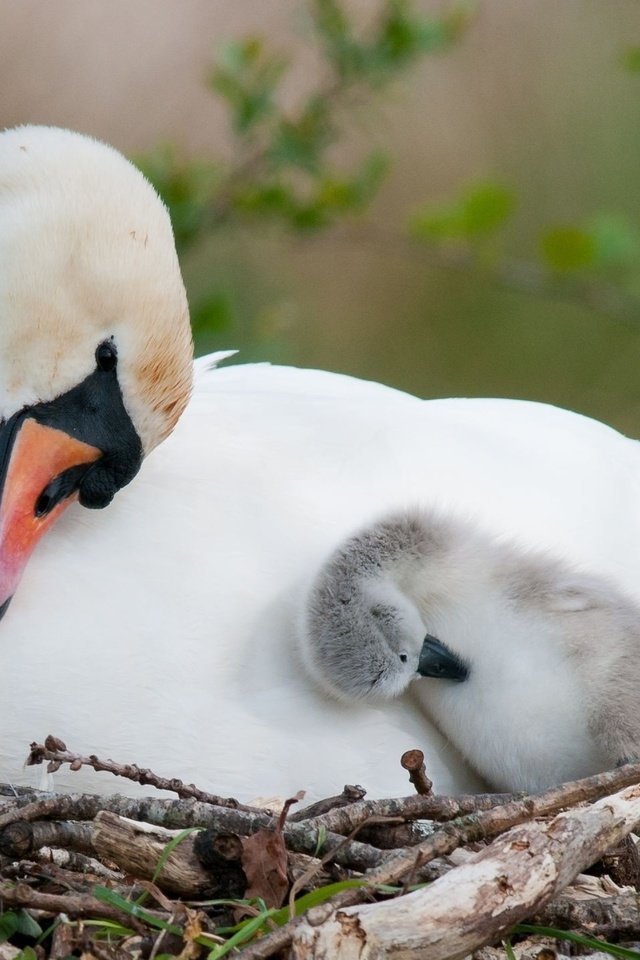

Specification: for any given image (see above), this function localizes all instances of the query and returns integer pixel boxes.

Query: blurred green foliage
[138,0,476,343]
[410,182,515,243]
[540,227,597,274]
[622,46,640,73]
[140,0,472,242]
[137,0,640,364]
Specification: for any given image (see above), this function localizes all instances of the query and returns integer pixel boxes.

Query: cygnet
[299,509,640,792]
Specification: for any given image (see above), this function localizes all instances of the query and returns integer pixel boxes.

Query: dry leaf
[176,908,207,960]
[241,829,288,908]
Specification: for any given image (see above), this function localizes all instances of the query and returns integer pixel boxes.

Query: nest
[1,736,640,959]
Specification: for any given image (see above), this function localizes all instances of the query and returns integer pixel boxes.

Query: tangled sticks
[2,739,640,959]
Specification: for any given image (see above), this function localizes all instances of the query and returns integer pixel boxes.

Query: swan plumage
[1,125,640,801]
[300,509,640,792]
[0,125,192,452]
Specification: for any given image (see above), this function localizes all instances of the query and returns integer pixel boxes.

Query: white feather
[2,126,640,802]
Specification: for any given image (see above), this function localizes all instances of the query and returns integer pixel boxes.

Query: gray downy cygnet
[298,510,640,792]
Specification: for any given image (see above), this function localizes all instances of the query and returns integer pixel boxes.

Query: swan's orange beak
[0,417,101,618]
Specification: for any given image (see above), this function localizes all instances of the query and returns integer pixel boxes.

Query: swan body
[301,510,640,792]
[4,359,640,800]
[1,125,640,801]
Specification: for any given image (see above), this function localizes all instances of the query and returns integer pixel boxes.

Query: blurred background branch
[140,0,471,242]
[137,0,640,343]
[2,0,639,429]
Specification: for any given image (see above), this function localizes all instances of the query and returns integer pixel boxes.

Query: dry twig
[28,736,257,811]
[290,784,640,958]
[238,762,640,959]
[400,749,433,796]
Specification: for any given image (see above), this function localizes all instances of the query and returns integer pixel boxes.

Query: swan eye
[96,340,117,372]
[399,653,408,663]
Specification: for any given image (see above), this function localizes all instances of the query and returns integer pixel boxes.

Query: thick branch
[535,892,640,940]
[0,881,163,930]
[0,789,392,874]
[290,784,640,959]
[239,763,640,959]
[91,811,220,896]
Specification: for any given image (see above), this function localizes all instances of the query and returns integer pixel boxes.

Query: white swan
[0,125,639,801]
[300,509,640,792]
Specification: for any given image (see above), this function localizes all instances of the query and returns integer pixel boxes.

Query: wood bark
[0,792,389,873]
[535,891,640,939]
[91,811,223,896]
[90,811,345,898]
[289,784,640,960]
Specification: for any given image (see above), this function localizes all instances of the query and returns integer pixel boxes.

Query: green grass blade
[503,937,517,960]
[515,924,640,959]
[134,827,200,906]
[93,886,184,937]
[207,911,277,958]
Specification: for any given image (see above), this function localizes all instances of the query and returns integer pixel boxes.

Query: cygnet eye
[95,339,117,372]
[399,652,408,663]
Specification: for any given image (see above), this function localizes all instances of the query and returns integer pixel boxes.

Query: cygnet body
[299,510,640,792]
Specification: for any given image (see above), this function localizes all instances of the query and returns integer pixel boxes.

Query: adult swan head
[0,125,192,613]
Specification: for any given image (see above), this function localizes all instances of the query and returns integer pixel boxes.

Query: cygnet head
[0,125,193,612]
[299,513,469,702]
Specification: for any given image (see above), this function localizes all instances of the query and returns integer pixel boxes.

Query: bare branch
[288,785,367,822]
[0,880,160,930]
[329,224,640,329]
[27,737,257,811]
[400,749,433,796]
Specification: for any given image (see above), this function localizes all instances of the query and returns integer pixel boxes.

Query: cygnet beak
[0,414,101,617]
[418,634,469,682]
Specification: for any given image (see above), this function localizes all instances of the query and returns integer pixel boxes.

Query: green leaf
[80,919,136,937]
[16,948,38,960]
[621,46,640,72]
[540,226,596,272]
[314,825,327,857]
[269,97,335,173]
[0,911,20,943]
[15,911,42,939]
[375,0,451,70]
[311,0,364,80]
[411,181,514,242]
[312,0,351,49]
[314,152,388,214]
[234,181,296,217]
[588,214,640,269]
[211,37,287,134]
[460,183,514,235]
[218,37,263,72]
